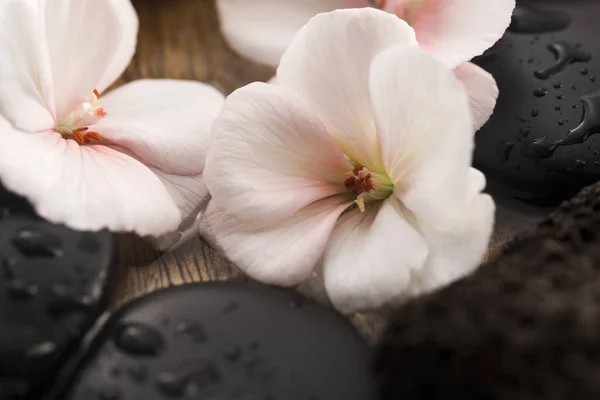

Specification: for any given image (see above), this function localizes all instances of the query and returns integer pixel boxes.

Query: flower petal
[0,0,55,131]
[45,0,138,120]
[369,45,473,186]
[0,120,180,236]
[203,197,351,286]
[204,82,352,227]
[277,8,417,172]
[322,197,429,314]
[408,0,515,67]
[216,0,368,67]
[93,79,225,175]
[454,62,499,132]
[403,169,495,298]
[148,171,208,251]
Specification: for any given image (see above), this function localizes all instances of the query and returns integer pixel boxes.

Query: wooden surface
[110,0,543,338]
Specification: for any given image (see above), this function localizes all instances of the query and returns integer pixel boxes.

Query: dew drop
[555,105,562,111]
[174,321,207,344]
[531,109,539,117]
[519,128,530,137]
[12,229,63,258]
[47,285,94,316]
[114,323,165,356]
[554,82,562,89]
[8,281,39,300]
[157,360,220,398]
[581,68,589,75]
[224,346,243,362]
[558,120,565,126]
[592,76,597,83]
[576,159,587,169]
[557,94,564,100]
[571,84,577,90]
[534,88,548,97]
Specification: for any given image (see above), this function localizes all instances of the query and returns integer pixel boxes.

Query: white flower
[0,0,224,249]
[204,9,495,314]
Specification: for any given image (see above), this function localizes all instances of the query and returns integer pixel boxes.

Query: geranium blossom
[217,0,515,131]
[204,9,495,313]
[0,0,224,249]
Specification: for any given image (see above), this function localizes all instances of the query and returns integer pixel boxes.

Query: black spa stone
[0,185,115,400]
[474,0,600,205]
[54,282,376,400]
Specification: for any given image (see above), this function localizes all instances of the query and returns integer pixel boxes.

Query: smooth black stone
[474,0,600,205]
[56,282,375,400]
[0,184,115,400]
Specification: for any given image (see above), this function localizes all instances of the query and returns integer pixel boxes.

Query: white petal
[0,121,180,236]
[409,0,515,68]
[148,172,209,251]
[204,197,351,286]
[369,45,473,187]
[322,197,429,314]
[216,0,368,67]
[45,0,138,120]
[0,0,55,131]
[404,169,495,298]
[454,62,498,132]
[277,8,417,171]
[204,82,352,227]
[93,79,224,175]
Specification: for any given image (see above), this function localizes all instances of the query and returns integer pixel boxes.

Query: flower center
[55,89,106,145]
[344,165,393,212]
[374,0,429,24]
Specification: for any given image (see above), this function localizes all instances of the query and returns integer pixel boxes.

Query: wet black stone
[474,0,600,205]
[60,283,375,400]
[0,183,115,400]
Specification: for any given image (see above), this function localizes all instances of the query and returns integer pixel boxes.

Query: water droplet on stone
[554,82,562,89]
[558,120,565,126]
[224,346,243,362]
[114,323,164,356]
[25,341,56,359]
[534,88,548,97]
[519,127,530,137]
[47,285,94,316]
[528,58,534,64]
[557,94,564,100]
[581,68,589,75]
[594,161,600,167]
[571,84,577,90]
[8,281,39,300]
[573,104,579,108]
[12,229,63,258]
[576,159,587,169]
[174,321,207,344]
[157,360,220,398]
[555,105,562,111]
[531,109,539,117]
[534,41,591,80]
[591,76,597,82]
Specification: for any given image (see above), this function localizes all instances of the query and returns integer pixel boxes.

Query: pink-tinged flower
[217,0,515,132]
[204,9,495,314]
[0,0,224,249]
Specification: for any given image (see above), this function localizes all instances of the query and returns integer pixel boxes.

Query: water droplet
[78,233,100,254]
[157,360,220,398]
[174,321,207,344]
[126,362,148,383]
[581,68,589,75]
[594,161,600,167]
[8,281,39,300]
[531,109,539,117]
[12,229,63,258]
[534,88,548,97]
[47,285,94,316]
[224,346,242,362]
[554,82,562,89]
[557,94,564,100]
[576,159,587,169]
[114,323,164,356]
[527,58,535,64]
[573,104,579,109]
[592,76,597,83]
[558,120,565,126]
[534,42,591,80]
[555,105,562,111]
[25,341,56,359]
[571,84,577,90]
[222,301,238,313]
[519,128,530,137]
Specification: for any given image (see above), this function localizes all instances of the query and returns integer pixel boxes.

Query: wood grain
[111,0,533,339]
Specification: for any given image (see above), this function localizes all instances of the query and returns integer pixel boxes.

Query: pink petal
[409,0,515,67]
[45,0,138,120]
[454,62,499,132]
[321,197,429,314]
[216,0,368,67]
[203,197,352,286]
[369,45,473,185]
[277,8,417,171]
[0,0,55,131]
[0,119,180,236]
[93,79,225,175]
[204,82,352,227]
